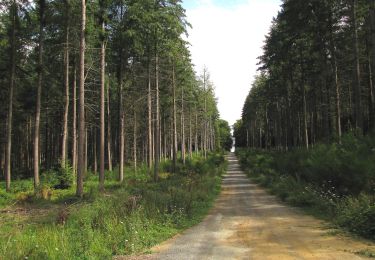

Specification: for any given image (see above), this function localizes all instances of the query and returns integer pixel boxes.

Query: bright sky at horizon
[183,0,282,126]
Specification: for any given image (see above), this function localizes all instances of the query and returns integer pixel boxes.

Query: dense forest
[235,0,375,241]
[235,0,375,149]
[0,0,231,196]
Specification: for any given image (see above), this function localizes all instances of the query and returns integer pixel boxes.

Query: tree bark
[133,108,137,172]
[148,61,152,172]
[154,54,160,182]
[61,1,70,167]
[5,2,17,192]
[172,64,177,171]
[34,0,45,189]
[76,0,86,197]
[181,83,185,164]
[106,82,112,171]
[352,0,363,131]
[72,63,77,176]
[99,20,105,191]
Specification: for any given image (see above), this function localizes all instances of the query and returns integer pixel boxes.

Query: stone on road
[143,153,375,259]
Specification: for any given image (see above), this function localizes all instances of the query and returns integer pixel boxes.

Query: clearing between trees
[123,154,375,260]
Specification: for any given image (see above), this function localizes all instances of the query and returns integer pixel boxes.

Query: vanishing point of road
[124,153,375,260]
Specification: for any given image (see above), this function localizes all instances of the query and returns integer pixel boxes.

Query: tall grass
[237,134,375,239]
[0,153,226,259]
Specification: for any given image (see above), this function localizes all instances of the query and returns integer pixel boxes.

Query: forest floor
[118,153,375,260]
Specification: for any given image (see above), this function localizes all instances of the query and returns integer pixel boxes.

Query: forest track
[119,153,375,260]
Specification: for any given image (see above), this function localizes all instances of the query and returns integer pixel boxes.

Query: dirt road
[140,153,375,259]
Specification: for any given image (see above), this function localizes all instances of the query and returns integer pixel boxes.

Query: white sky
[183,0,282,125]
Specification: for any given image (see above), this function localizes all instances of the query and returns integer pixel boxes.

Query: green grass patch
[0,153,226,259]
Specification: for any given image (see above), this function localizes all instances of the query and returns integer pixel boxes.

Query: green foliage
[236,135,375,240]
[0,154,225,259]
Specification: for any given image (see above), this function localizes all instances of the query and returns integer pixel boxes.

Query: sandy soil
[118,153,375,260]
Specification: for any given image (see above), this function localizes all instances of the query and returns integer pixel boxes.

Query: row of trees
[235,0,375,149]
[0,0,229,196]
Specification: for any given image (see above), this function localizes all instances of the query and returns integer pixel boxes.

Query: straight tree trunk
[76,0,86,197]
[353,0,363,131]
[106,82,112,171]
[5,2,17,192]
[34,0,45,189]
[72,64,77,176]
[118,82,124,182]
[181,84,185,164]
[203,69,207,158]
[99,20,105,191]
[61,3,70,168]
[133,108,137,172]
[148,62,152,171]
[172,64,178,171]
[189,108,192,158]
[154,54,160,182]
[370,2,375,131]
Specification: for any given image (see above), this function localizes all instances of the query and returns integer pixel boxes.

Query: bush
[236,134,375,240]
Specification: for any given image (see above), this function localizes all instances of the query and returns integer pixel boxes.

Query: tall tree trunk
[172,64,177,171]
[118,81,124,182]
[76,0,86,197]
[189,107,192,159]
[370,2,375,131]
[148,61,152,171]
[303,86,309,149]
[72,64,77,176]
[61,2,70,167]
[368,49,375,131]
[99,20,105,191]
[5,2,17,192]
[353,0,363,131]
[154,54,160,181]
[106,82,112,171]
[181,84,185,164]
[34,0,45,189]
[203,69,207,158]
[133,108,137,172]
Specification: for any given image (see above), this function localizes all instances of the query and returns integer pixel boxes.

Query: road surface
[123,153,375,260]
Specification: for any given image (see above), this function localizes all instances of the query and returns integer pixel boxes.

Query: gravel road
[120,153,375,260]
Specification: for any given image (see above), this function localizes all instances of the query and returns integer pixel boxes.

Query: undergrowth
[236,134,375,240]
[0,153,226,259]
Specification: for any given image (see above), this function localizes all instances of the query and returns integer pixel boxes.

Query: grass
[0,152,226,259]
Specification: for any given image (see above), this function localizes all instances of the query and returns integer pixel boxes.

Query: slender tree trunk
[181,84,185,164]
[370,2,375,132]
[72,64,77,176]
[34,0,45,189]
[148,61,152,172]
[189,108,192,159]
[5,2,17,192]
[106,82,112,171]
[154,54,160,182]
[76,0,86,197]
[353,0,363,131]
[118,82,124,182]
[303,86,309,149]
[368,50,375,131]
[203,69,207,158]
[195,109,198,153]
[133,107,137,172]
[61,4,70,168]
[172,64,177,171]
[99,20,106,191]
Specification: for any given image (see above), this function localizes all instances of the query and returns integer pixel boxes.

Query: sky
[182,0,282,126]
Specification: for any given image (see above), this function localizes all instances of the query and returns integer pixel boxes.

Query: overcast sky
[182,0,282,125]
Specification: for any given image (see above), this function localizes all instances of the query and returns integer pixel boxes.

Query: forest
[0,0,232,258]
[235,0,375,240]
